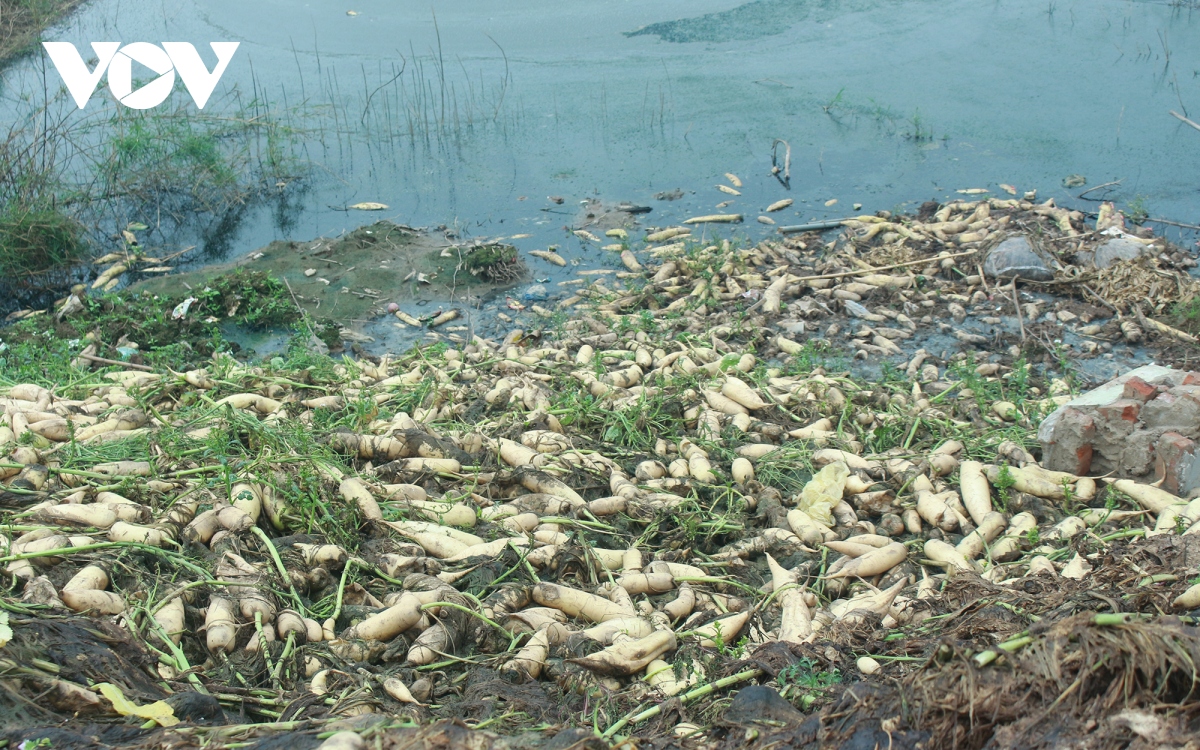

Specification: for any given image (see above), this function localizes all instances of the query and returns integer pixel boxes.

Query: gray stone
[1055,364,1179,408]
[843,300,872,318]
[723,685,804,725]
[304,333,330,356]
[982,236,1054,281]
[1093,237,1150,269]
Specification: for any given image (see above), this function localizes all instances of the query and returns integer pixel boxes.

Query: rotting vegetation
[0,194,1199,749]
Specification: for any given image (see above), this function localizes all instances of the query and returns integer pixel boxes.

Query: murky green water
[3,0,1199,347]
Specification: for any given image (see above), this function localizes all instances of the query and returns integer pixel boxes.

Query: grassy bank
[0,0,82,62]
[0,12,307,310]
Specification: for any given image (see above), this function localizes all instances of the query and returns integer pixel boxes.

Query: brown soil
[5,536,1200,748]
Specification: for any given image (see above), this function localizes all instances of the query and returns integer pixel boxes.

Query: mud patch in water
[132,222,526,345]
[626,0,826,43]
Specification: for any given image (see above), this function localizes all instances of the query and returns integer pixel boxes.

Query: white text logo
[42,42,240,110]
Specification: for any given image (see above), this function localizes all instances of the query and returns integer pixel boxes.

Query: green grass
[95,109,288,215]
[0,57,306,290]
[0,337,370,545]
[1171,295,1200,335]
[778,338,846,374]
[1125,195,1150,226]
[777,658,841,691]
[551,384,687,453]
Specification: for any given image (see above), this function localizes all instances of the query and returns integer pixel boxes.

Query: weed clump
[194,270,299,329]
[1170,294,1200,335]
[0,205,89,277]
[460,242,527,283]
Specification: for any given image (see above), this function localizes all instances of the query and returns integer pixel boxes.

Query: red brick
[1123,376,1160,402]
[1074,444,1094,476]
[1155,431,1198,495]
[1096,398,1141,424]
[1183,372,1200,386]
[1043,408,1096,475]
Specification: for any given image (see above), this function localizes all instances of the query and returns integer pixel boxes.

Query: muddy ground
[131,221,526,333]
[4,536,1200,749]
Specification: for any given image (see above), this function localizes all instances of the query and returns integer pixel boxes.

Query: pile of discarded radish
[2,228,1199,746]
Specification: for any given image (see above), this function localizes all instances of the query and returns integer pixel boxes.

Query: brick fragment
[1155,431,1198,496]
[1041,407,1095,475]
[1143,390,1200,439]
[1122,376,1160,403]
[1096,399,1141,424]
[1141,393,1179,430]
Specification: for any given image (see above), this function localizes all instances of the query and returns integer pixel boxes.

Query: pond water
[3,0,1199,348]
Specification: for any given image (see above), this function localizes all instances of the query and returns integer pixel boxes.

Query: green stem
[330,558,363,624]
[270,632,296,690]
[602,668,762,739]
[537,516,616,532]
[169,465,226,478]
[255,611,276,677]
[0,542,209,577]
[1139,573,1177,586]
[139,606,209,694]
[1099,528,1147,543]
[902,417,922,450]
[674,576,761,596]
[866,654,924,662]
[973,633,1032,668]
[480,541,533,592]
[149,579,259,616]
[51,467,120,480]
[249,526,306,616]
[198,720,310,738]
[758,582,798,611]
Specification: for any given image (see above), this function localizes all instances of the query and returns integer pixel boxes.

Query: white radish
[340,478,382,521]
[347,594,424,641]
[532,583,635,623]
[155,597,186,644]
[693,611,750,647]
[1108,479,1182,515]
[61,589,125,615]
[721,377,767,410]
[206,596,238,654]
[923,539,982,573]
[828,542,907,579]
[569,630,676,675]
[959,460,992,524]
